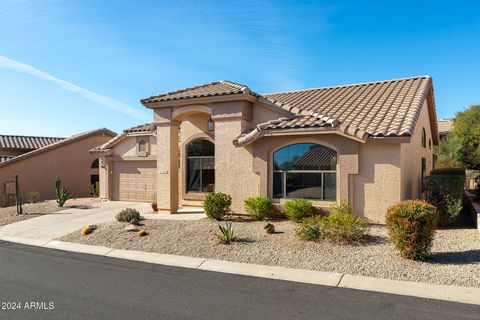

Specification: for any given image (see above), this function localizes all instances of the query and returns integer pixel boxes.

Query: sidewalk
[0,204,478,306]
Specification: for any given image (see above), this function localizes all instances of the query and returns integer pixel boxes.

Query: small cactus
[264,223,275,234]
[138,230,148,237]
[81,226,92,236]
[15,175,23,215]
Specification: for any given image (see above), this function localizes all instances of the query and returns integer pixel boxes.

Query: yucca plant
[217,222,235,244]
[54,178,74,207]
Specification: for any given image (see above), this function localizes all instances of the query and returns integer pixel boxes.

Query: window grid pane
[272,143,337,201]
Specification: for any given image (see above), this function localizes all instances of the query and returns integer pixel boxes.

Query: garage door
[112,161,156,202]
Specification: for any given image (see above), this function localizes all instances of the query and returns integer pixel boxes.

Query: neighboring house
[92,76,438,223]
[0,129,116,207]
[437,119,454,141]
[0,135,64,163]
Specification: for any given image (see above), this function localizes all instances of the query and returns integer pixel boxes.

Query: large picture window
[187,139,215,193]
[273,143,337,200]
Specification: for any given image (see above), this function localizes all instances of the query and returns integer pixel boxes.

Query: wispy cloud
[0,55,150,121]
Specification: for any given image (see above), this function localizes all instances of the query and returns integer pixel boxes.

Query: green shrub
[217,222,235,244]
[115,208,141,222]
[203,192,232,221]
[284,199,313,221]
[296,202,368,244]
[424,175,464,224]
[54,178,74,207]
[244,197,272,220]
[88,182,100,197]
[430,168,465,176]
[385,200,439,260]
[296,216,325,241]
[26,191,40,204]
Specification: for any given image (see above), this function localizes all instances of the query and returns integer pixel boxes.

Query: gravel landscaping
[60,219,480,288]
[0,198,100,226]
[0,201,64,226]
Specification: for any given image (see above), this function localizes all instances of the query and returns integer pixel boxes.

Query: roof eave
[141,93,258,109]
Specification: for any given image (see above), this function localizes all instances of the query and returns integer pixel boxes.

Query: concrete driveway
[0,201,151,242]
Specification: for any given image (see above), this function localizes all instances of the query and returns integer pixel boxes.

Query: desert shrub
[203,192,232,221]
[430,168,465,176]
[264,223,275,234]
[88,182,100,197]
[296,216,325,241]
[115,208,141,222]
[385,200,439,260]
[244,197,272,220]
[26,191,40,204]
[54,178,74,207]
[296,202,368,244]
[138,230,148,237]
[130,218,140,226]
[284,199,313,221]
[424,175,464,224]
[217,222,235,244]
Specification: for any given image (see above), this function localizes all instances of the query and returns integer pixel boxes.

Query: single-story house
[92,76,438,223]
[0,128,116,207]
[437,119,454,141]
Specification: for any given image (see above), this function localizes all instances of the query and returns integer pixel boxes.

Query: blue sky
[0,0,479,137]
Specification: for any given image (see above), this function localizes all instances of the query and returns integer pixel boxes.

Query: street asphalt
[0,240,478,320]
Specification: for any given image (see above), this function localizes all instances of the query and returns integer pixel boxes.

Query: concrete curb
[1,237,479,306]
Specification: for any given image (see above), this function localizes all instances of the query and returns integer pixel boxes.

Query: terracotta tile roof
[91,123,155,153]
[0,155,17,163]
[141,76,438,145]
[0,128,116,167]
[124,123,156,133]
[437,119,453,133]
[141,81,254,103]
[264,76,433,139]
[0,135,64,150]
[235,76,437,145]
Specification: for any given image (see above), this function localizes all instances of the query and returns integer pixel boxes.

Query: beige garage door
[112,161,156,202]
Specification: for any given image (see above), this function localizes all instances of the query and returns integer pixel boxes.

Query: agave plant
[217,222,235,244]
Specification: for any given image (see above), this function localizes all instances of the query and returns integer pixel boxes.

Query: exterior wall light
[207,118,214,132]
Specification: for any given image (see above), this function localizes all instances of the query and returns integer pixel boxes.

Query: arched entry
[186,139,214,192]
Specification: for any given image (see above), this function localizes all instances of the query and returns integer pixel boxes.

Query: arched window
[187,139,214,192]
[273,143,337,200]
[90,159,99,169]
[421,128,426,148]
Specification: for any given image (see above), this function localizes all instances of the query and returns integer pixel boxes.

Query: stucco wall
[112,135,157,157]
[0,132,113,207]
[251,134,359,210]
[352,142,402,223]
[400,99,434,199]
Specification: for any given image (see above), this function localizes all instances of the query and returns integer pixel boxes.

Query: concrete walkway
[0,201,152,241]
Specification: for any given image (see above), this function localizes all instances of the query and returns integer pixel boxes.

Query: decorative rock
[124,224,138,232]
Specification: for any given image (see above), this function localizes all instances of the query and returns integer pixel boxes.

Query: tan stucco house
[0,128,115,207]
[92,76,438,223]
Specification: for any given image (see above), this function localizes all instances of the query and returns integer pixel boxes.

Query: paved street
[0,241,478,320]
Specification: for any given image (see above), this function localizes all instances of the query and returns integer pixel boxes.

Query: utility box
[4,181,15,195]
